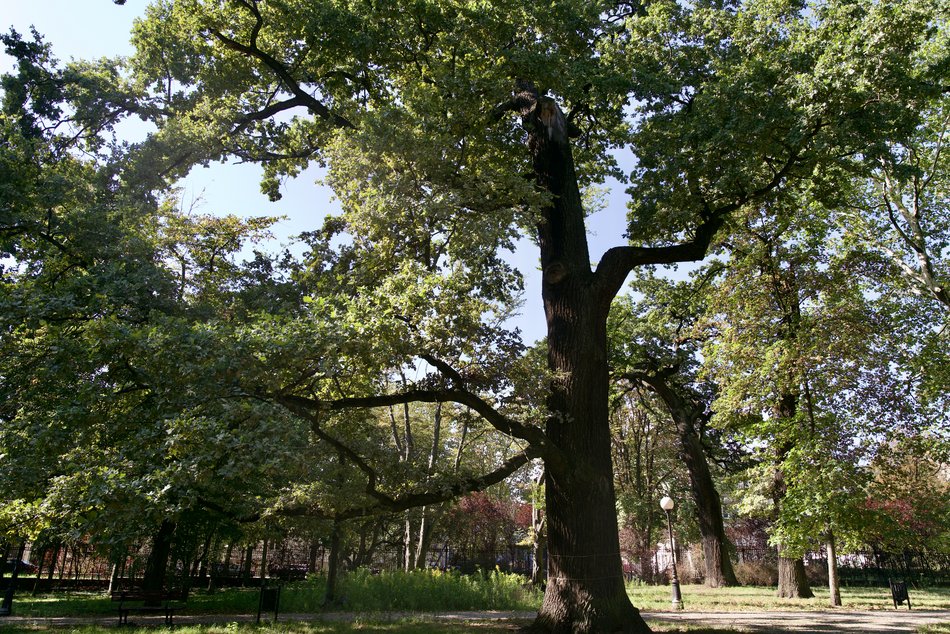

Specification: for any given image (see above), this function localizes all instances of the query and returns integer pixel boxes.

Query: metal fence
[5,540,950,589]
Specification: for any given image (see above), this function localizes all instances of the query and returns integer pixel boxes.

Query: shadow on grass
[0,621,746,634]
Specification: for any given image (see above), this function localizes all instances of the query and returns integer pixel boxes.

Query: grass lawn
[0,620,743,634]
[4,576,949,633]
[628,583,950,611]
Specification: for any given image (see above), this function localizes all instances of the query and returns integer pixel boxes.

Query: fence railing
[6,540,949,588]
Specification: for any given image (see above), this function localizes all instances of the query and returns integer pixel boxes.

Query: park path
[1,609,947,632]
[646,609,949,633]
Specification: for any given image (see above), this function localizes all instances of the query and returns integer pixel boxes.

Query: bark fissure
[518,82,651,633]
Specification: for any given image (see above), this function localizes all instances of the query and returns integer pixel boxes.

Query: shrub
[734,561,778,586]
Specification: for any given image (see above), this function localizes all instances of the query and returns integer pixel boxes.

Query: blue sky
[2,1,643,345]
[1,1,338,251]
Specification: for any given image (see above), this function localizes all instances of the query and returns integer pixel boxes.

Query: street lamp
[660,496,684,610]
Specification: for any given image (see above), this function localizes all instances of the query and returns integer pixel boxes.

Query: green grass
[6,576,950,633]
[627,583,950,612]
[0,620,742,634]
[918,626,950,634]
[6,569,541,619]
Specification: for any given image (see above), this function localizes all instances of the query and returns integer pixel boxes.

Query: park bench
[111,589,188,626]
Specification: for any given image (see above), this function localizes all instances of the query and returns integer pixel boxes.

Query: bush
[734,561,778,586]
[281,568,542,612]
[804,559,829,586]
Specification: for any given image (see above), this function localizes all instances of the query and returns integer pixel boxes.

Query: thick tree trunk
[0,543,26,615]
[773,392,812,600]
[681,431,738,587]
[324,522,342,605]
[777,551,814,599]
[523,86,649,632]
[142,520,176,599]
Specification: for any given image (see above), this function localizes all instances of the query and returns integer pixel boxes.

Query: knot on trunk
[544,261,569,284]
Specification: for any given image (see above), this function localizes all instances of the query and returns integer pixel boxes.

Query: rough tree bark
[520,85,651,633]
[773,396,813,600]
[777,551,814,599]
[324,520,342,605]
[682,430,738,588]
[635,373,739,587]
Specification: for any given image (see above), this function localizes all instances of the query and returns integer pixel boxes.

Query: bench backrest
[111,589,188,602]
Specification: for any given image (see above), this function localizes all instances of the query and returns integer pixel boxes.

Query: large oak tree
[9,0,940,630]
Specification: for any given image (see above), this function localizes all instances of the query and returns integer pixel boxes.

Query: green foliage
[692,188,948,560]
[4,2,950,620]
[621,0,946,242]
[315,568,540,612]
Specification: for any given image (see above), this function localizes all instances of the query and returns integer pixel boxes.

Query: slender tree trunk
[108,563,120,594]
[415,506,445,570]
[414,402,444,570]
[308,540,320,574]
[57,545,67,585]
[827,532,841,607]
[531,517,546,586]
[260,539,269,584]
[197,533,214,582]
[45,544,58,581]
[242,545,254,582]
[522,86,649,632]
[403,514,415,571]
[642,375,738,587]
[531,471,546,587]
[30,544,46,595]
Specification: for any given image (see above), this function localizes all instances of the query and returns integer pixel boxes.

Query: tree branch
[276,389,550,452]
[205,3,354,130]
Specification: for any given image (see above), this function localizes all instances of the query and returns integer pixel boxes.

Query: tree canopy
[1,0,948,631]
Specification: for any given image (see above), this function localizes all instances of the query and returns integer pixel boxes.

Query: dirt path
[645,609,949,633]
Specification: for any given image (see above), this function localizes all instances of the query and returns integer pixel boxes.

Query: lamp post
[660,496,684,610]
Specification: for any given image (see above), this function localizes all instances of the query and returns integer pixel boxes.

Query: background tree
[608,275,740,587]
[0,30,313,591]
[700,195,939,598]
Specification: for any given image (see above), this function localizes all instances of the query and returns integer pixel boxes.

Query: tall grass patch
[282,568,540,612]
